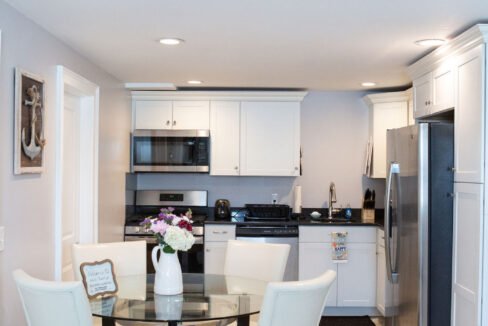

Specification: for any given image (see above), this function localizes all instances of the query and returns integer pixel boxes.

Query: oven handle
[125,235,203,245]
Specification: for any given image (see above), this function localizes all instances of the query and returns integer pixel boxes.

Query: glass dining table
[90,273,268,326]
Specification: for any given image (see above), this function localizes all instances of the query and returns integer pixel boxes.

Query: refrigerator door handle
[385,162,399,284]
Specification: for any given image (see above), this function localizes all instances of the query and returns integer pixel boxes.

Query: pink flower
[150,220,169,235]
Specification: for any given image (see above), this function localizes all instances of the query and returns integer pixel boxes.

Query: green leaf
[163,245,176,254]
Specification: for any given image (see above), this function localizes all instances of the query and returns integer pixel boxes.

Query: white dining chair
[13,269,92,326]
[72,241,147,326]
[257,270,337,326]
[224,240,291,282]
[72,241,147,281]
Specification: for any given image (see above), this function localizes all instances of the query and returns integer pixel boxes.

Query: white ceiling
[6,0,488,90]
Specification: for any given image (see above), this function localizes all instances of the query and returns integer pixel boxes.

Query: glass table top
[90,273,268,323]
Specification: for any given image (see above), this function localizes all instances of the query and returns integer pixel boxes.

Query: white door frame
[54,66,99,281]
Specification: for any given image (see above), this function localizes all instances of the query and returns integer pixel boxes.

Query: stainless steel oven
[131,129,209,173]
[125,190,208,274]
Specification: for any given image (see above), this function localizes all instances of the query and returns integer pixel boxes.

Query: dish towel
[331,232,348,263]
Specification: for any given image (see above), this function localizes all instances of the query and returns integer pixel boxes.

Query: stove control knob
[134,227,140,233]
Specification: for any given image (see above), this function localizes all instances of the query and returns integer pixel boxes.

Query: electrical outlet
[271,193,279,204]
[0,226,4,252]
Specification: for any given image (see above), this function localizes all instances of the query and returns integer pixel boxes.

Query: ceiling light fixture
[187,80,203,85]
[159,38,184,45]
[361,82,376,87]
[414,39,446,47]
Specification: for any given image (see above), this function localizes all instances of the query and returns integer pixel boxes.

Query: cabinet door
[134,100,172,129]
[337,243,376,307]
[240,102,300,176]
[413,72,432,118]
[172,101,210,130]
[432,64,455,114]
[452,183,483,326]
[210,101,240,175]
[204,242,227,275]
[454,45,485,183]
[299,243,337,307]
[371,102,408,178]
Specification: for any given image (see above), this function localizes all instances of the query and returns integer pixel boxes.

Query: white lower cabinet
[299,242,338,307]
[337,243,376,307]
[204,224,236,275]
[375,229,393,316]
[299,226,376,311]
[452,182,483,326]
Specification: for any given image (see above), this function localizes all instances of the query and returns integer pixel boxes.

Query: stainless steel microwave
[131,130,209,173]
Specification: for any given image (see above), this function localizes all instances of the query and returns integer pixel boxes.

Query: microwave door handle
[385,162,399,284]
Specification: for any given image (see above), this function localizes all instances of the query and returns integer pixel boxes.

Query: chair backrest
[13,269,92,326]
[257,270,337,326]
[72,241,146,281]
[224,239,290,282]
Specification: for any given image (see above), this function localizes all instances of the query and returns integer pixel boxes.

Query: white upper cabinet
[134,100,173,129]
[172,101,210,129]
[210,101,240,175]
[432,64,455,113]
[240,101,300,176]
[133,99,209,130]
[364,92,409,178]
[413,63,455,119]
[413,72,432,118]
[454,44,485,184]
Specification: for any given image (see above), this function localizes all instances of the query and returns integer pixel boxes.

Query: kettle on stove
[214,199,231,220]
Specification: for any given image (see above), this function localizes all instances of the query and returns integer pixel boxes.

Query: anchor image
[21,85,45,160]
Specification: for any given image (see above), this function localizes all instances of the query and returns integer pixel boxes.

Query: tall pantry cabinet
[407,24,488,326]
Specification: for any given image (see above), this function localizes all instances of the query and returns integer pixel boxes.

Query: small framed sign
[80,259,118,299]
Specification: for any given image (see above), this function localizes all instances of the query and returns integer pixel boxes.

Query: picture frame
[80,259,118,300]
[14,68,46,175]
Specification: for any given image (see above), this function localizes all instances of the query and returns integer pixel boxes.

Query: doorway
[54,66,99,281]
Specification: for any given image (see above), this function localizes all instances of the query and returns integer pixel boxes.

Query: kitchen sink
[310,217,353,223]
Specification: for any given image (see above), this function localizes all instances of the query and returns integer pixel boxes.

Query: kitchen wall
[137,91,385,209]
[0,3,131,325]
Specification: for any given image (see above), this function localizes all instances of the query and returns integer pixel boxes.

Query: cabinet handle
[294,167,299,170]
[166,120,170,126]
[212,231,228,234]
[206,249,210,252]
[173,120,176,126]
[234,166,239,170]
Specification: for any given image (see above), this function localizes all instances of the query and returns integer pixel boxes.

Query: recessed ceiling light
[159,38,184,45]
[414,39,446,47]
[361,82,376,87]
[187,80,203,85]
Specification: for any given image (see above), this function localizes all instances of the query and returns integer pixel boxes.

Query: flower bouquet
[141,207,195,254]
[142,207,196,295]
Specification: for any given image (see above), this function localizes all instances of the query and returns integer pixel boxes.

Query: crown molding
[363,90,410,106]
[407,24,488,80]
[131,90,308,102]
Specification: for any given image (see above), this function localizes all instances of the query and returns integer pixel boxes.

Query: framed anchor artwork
[14,68,46,174]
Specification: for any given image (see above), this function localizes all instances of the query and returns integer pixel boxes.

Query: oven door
[125,235,204,274]
[131,130,209,172]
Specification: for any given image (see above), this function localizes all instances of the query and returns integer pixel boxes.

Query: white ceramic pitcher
[152,246,183,295]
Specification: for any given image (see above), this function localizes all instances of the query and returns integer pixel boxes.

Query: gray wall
[0,3,131,325]
[137,91,385,209]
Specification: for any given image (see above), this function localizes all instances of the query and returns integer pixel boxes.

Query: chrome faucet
[328,182,337,219]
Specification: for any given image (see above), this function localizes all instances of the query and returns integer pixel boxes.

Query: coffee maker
[214,199,230,220]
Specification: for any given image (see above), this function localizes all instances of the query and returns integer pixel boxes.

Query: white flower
[171,216,182,226]
[164,226,195,251]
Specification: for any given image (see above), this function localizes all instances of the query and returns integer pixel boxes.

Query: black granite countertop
[205,208,384,228]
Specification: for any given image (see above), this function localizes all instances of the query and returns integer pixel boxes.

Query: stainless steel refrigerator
[385,123,454,326]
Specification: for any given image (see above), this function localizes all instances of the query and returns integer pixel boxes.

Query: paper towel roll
[293,185,302,214]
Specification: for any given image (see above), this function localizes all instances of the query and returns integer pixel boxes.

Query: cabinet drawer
[299,226,376,243]
[205,225,236,242]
